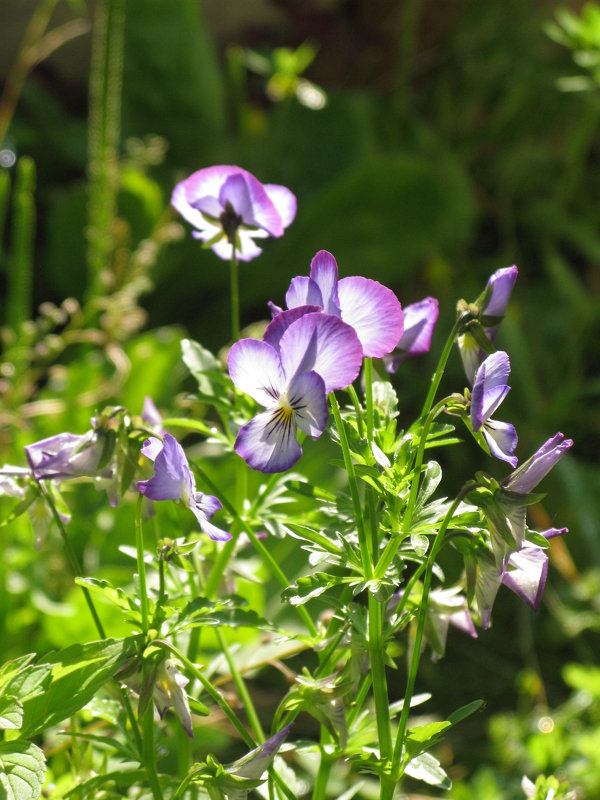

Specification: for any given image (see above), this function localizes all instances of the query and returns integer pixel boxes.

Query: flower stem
[312,750,333,800]
[420,315,461,420]
[135,494,149,633]
[391,484,477,780]
[190,460,318,637]
[368,593,393,783]
[329,392,371,576]
[364,357,374,444]
[230,247,240,341]
[142,701,164,800]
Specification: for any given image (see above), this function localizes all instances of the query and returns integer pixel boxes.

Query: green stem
[191,460,317,637]
[135,495,150,633]
[391,484,476,780]
[329,393,371,576]
[312,750,333,800]
[143,702,164,800]
[230,247,240,341]
[420,316,461,420]
[364,357,374,444]
[347,673,372,727]
[368,593,393,780]
[216,628,265,741]
[346,384,365,439]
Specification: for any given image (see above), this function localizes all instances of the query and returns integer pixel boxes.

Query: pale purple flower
[229,311,363,473]
[426,587,477,659]
[469,547,503,630]
[384,297,439,372]
[0,467,71,549]
[502,528,567,610]
[504,433,573,495]
[278,250,404,358]
[459,265,518,384]
[470,351,518,467]
[137,434,230,541]
[25,431,104,481]
[142,396,163,432]
[153,660,194,739]
[171,165,296,262]
[229,723,294,781]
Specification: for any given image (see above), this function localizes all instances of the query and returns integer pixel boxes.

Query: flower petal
[263,305,321,355]
[337,276,403,358]
[285,276,323,309]
[502,544,548,609]
[309,250,341,315]
[171,166,241,229]
[228,339,285,407]
[484,265,518,319]
[458,332,483,386]
[286,370,328,438]
[142,397,163,429]
[385,297,439,372]
[219,171,283,236]
[475,552,503,630]
[279,312,363,392]
[263,184,297,228]
[483,420,518,467]
[470,351,511,429]
[195,492,222,518]
[234,409,302,473]
[140,437,163,462]
[504,433,573,494]
[25,431,102,480]
[190,505,231,541]
[137,433,188,501]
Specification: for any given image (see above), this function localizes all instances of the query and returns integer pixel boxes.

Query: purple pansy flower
[142,396,164,432]
[504,432,573,495]
[459,265,518,384]
[276,250,404,358]
[470,351,518,467]
[229,311,363,473]
[25,431,104,481]
[384,297,439,372]
[171,165,296,262]
[502,528,567,610]
[137,433,230,541]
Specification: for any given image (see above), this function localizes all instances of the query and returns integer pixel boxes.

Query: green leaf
[415,461,442,510]
[0,698,23,730]
[7,639,137,738]
[405,721,451,758]
[74,578,135,613]
[0,740,45,800]
[174,596,278,633]
[404,751,451,789]
[447,699,484,725]
[282,573,346,606]
[63,768,147,799]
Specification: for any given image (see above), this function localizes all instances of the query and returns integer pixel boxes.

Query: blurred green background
[1,1,600,796]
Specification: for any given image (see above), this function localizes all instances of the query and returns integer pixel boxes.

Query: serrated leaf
[281,573,345,606]
[0,740,45,800]
[174,596,277,633]
[74,578,135,612]
[63,768,147,799]
[0,697,23,730]
[415,461,442,510]
[8,638,137,738]
[405,721,451,757]
[404,751,451,788]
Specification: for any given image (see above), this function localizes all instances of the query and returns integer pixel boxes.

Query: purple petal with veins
[228,339,285,406]
[234,409,302,473]
[141,437,163,462]
[286,370,328,438]
[484,265,518,320]
[137,434,191,501]
[483,420,518,467]
[337,276,403,358]
[309,250,341,315]
[263,305,321,355]
[286,276,323,310]
[279,312,363,392]
[504,433,573,495]
[471,352,511,430]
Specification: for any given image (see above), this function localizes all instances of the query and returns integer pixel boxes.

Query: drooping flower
[229,311,363,473]
[171,165,296,262]
[276,250,404,358]
[504,433,573,495]
[459,265,518,384]
[502,528,567,610]
[25,431,104,481]
[425,587,477,660]
[137,434,230,541]
[153,660,194,739]
[470,351,518,467]
[142,396,164,432]
[384,297,439,372]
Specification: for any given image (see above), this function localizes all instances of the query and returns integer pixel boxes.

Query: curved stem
[364,357,374,444]
[135,494,149,633]
[419,316,461,420]
[230,248,240,341]
[391,483,477,780]
[329,393,371,577]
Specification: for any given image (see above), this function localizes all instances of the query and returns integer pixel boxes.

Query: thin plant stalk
[135,494,150,633]
[143,702,164,800]
[230,247,240,340]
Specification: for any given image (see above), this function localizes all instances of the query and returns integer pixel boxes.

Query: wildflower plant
[0,166,574,800]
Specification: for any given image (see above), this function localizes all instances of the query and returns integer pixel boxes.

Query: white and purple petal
[140,436,163,463]
[484,265,518,320]
[285,276,323,310]
[263,184,297,228]
[458,332,483,386]
[337,276,404,358]
[385,297,439,372]
[504,433,573,495]
[228,339,285,407]
[286,370,328,439]
[279,312,363,392]
[470,351,511,429]
[263,305,321,355]
[309,250,341,315]
[502,544,548,610]
[142,397,163,430]
[190,505,231,542]
[234,409,302,474]
[137,433,188,501]
[475,552,503,630]
[483,420,518,467]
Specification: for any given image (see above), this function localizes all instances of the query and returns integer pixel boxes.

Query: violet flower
[137,434,230,541]
[229,311,363,473]
[142,396,164,432]
[171,165,296,262]
[153,660,194,739]
[504,433,573,495]
[25,431,104,481]
[459,265,518,384]
[470,351,518,467]
[502,528,567,610]
[384,297,439,372]
[275,250,404,358]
